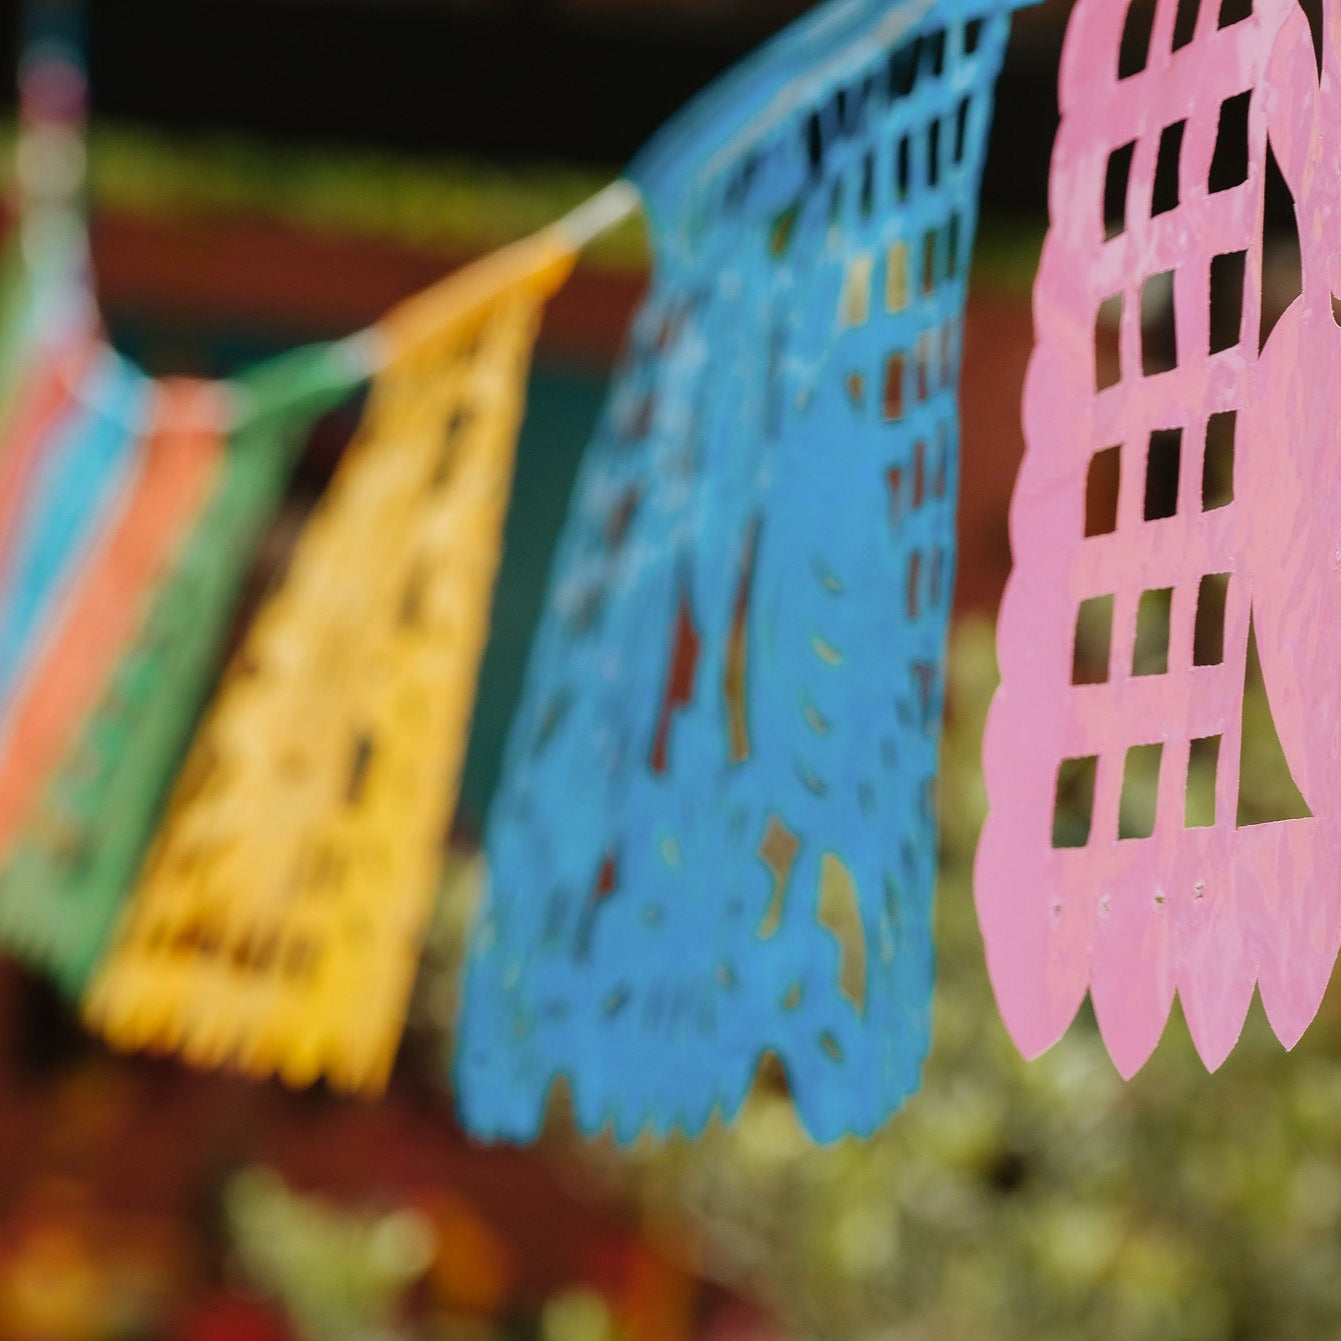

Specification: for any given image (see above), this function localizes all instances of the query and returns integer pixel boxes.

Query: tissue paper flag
[0,15,366,991]
[977,0,1341,1075]
[0,344,360,992]
[458,0,1035,1144]
[83,228,581,1093]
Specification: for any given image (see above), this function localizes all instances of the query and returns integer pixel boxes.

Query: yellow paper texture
[82,231,576,1093]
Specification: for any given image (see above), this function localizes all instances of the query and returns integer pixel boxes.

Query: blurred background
[4,2,1341,1339]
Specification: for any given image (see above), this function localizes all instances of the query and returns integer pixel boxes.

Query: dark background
[1,0,1071,211]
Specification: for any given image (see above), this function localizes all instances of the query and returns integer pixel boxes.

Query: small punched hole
[1085,445,1121,536]
[1144,428,1182,520]
[1073,594,1114,685]
[1202,411,1235,509]
[1119,743,1164,840]
[1186,735,1222,828]
[1133,587,1173,677]
[1104,141,1136,239]
[1210,250,1247,353]
[1210,91,1251,193]
[1152,121,1186,216]
[1194,573,1231,665]
[1053,755,1099,848]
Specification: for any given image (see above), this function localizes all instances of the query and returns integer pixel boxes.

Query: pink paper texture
[978,0,1341,1076]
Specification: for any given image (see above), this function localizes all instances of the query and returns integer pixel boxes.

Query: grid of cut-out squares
[1094,0,1260,392]
[1055,0,1270,851]
[830,17,993,418]
[1059,412,1242,849]
[886,421,954,622]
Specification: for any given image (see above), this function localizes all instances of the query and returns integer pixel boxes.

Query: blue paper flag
[457,0,1033,1144]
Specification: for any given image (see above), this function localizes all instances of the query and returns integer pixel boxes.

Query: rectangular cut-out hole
[1144,428,1182,520]
[1104,141,1136,239]
[1210,90,1251,192]
[883,354,905,420]
[928,120,942,189]
[922,231,937,295]
[1133,587,1173,677]
[941,322,957,388]
[1186,735,1221,827]
[1219,0,1252,25]
[1085,445,1121,536]
[1210,251,1247,353]
[886,242,910,311]
[953,98,971,165]
[1203,411,1236,509]
[890,41,918,99]
[1152,121,1186,216]
[1119,1,1155,78]
[917,333,934,402]
[906,550,922,618]
[926,29,946,77]
[1053,755,1099,848]
[1141,272,1177,375]
[859,152,875,217]
[886,466,903,526]
[1194,572,1231,665]
[1073,594,1114,685]
[346,733,375,804]
[1120,743,1164,840]
[1096,292,1124,390]
[913,439,927,507]
[841,254,873,327]
[895,135,911,199]
[1173,0,1201,47]
[946,213,962,278]
[964,17,983,53]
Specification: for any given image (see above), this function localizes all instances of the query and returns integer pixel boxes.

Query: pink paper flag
[978,0,1341,1077]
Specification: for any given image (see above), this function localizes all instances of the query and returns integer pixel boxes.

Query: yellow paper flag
[82,227,578,1092]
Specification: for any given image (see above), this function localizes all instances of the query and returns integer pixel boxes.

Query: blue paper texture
[457,0,1030,1144]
